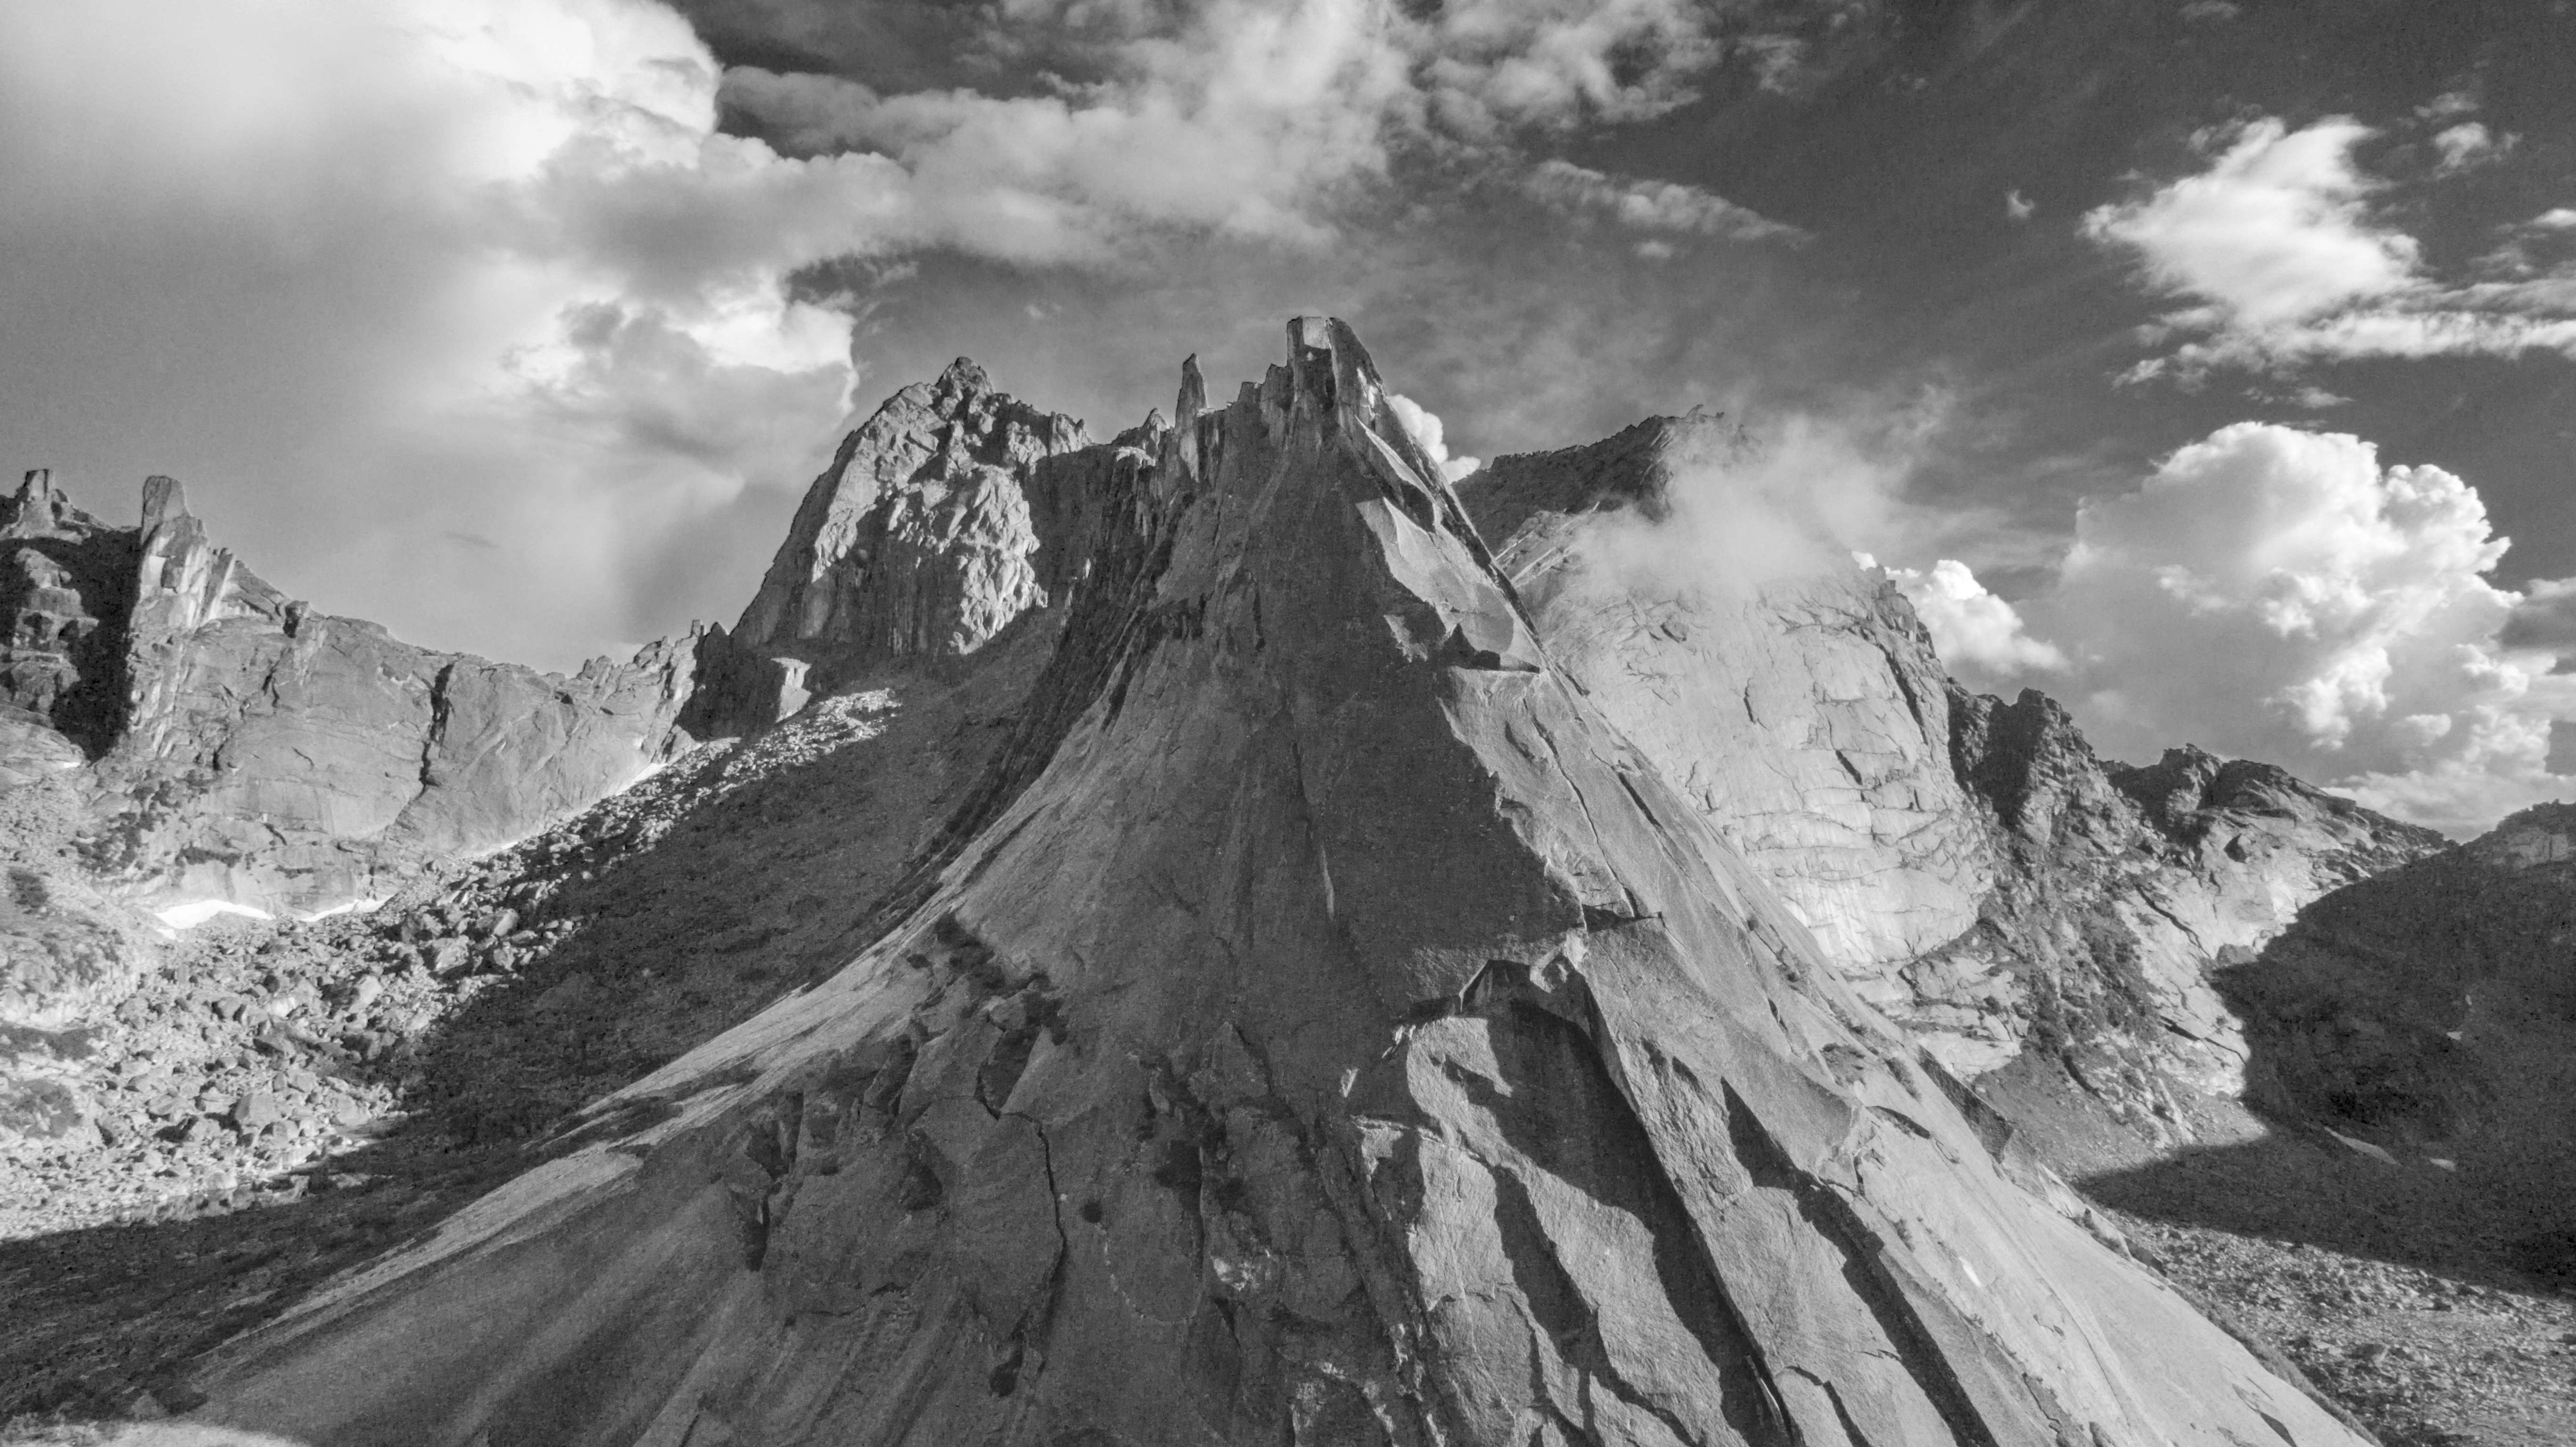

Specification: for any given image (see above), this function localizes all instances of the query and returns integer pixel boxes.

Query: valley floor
[2114,1209,2576,1447]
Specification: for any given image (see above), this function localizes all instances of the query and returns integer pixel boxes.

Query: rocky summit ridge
[0,318,2546,1446]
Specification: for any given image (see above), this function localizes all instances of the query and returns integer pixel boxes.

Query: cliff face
[0,469,140,782]
[0,474,703,919]
[716,360,1094,715]
[1459,426,2444,1136]
[1471,417,1994,982]
[182,321,2366,1447]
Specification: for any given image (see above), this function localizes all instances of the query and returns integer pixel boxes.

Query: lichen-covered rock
[183,321,2365,1447]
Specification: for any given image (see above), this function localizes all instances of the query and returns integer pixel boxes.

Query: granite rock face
[0,475,705,919]
[1472,416,1994,978]
[712,360,1093,725]
[1461,423,2443,1124]
[186,322,2366,1447]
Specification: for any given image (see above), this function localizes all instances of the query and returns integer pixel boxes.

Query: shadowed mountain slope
[172,321,2368,1447]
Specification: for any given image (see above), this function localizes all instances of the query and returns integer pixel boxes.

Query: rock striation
[180,322,2366,1447]
[1459,417,2443,1138]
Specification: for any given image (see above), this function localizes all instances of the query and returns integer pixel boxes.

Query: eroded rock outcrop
[706,360,1094,726]
[0,470,139,782]
[182,322,2365,1447]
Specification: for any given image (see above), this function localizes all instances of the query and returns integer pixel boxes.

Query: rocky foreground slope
[78,320,2374,1447]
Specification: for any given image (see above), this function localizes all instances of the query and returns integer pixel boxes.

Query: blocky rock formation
[183,322,2367,1447]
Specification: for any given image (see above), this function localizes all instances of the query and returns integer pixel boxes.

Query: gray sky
[2,0,2570,832]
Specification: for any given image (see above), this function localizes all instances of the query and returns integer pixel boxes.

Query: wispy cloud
[2083,115,2576,383]
[1521,160,1804,243]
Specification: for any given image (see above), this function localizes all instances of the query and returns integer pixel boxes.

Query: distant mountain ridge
[0,468,703,922]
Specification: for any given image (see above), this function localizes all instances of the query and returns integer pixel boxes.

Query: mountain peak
[933,355,991,399]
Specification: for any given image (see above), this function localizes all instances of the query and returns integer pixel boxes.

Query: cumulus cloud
[2500,578,2576,659]
[1522,159,1804,242]
[1882,559,2067,677]
[2084,116,2576,382]
[1940,423,2576,835]
[1385,394,1481,482]
[0,0,1515,669]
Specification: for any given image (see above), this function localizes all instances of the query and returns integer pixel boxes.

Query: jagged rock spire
[727,355,1091,705]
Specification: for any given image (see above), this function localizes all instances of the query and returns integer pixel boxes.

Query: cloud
[1522,159,1804,242]
[718,0,1418,253]
[2500,578,2576,658]
[2084,116,2576,382]
[1882,559,2068,676]
[0,0,1008,667]
[1973,422,2576,835]
[2006,189,2035,222]
[0,0,1523,670]
[1414,0,1726,136]
[2083,118,2418,330]
[1385,394,1481,482]
[1575,407,1951,600]
[2432,120,2512,175]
